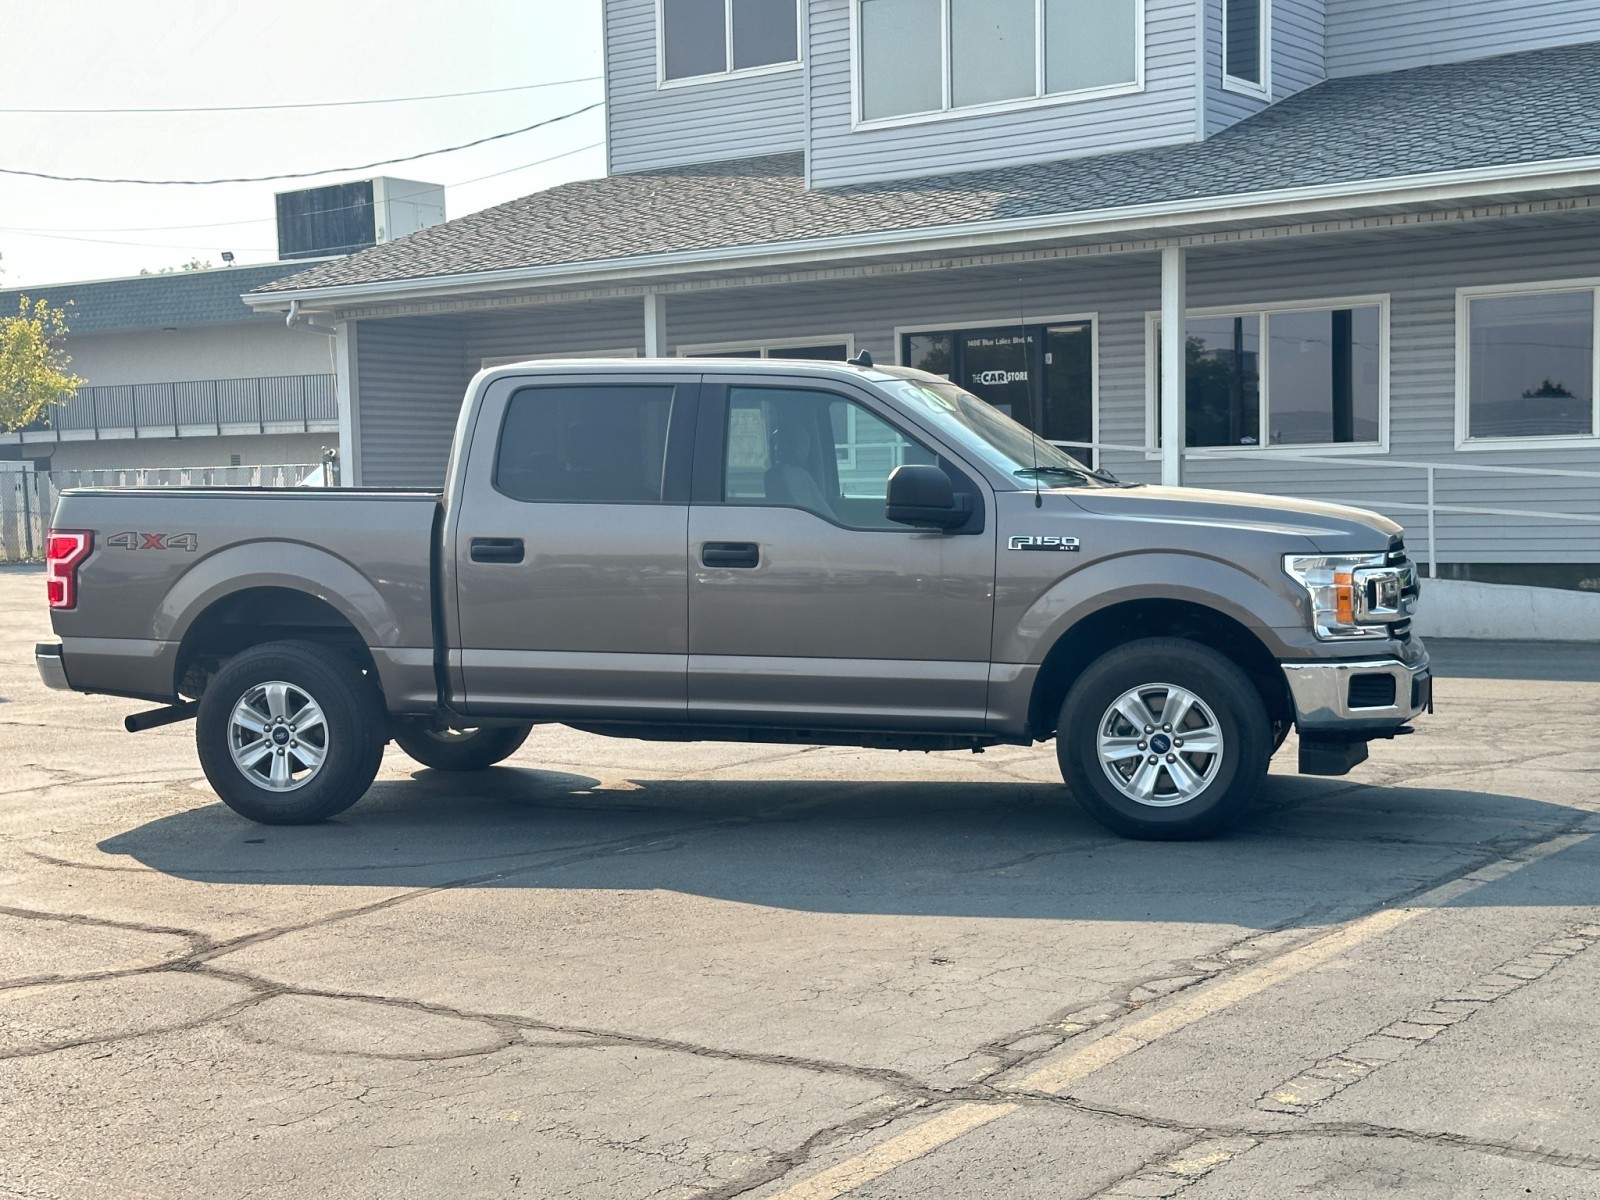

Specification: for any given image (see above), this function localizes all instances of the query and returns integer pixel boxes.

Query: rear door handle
[702,541,760,569]
[470,537,525,564]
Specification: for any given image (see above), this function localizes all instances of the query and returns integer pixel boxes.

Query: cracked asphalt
[2,563,1599,1199]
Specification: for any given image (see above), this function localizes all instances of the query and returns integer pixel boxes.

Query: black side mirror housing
[885,464,971,530]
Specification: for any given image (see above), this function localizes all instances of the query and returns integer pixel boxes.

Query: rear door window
[495,384,676,503]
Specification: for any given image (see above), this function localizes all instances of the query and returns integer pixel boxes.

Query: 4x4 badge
[1009,535,1080,552]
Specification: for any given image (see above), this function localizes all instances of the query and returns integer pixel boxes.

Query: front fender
[1001,550,1314,665]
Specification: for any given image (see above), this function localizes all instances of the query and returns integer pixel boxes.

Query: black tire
[196,640,385,825]
[393,724,532,771]
[1055,637,1271,840]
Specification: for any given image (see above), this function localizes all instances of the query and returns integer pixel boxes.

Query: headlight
[1284,553,1415,640]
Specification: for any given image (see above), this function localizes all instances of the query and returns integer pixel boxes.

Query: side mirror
[885,464,970,530]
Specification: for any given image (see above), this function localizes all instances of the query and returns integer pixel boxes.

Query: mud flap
[1299,737,1370,777]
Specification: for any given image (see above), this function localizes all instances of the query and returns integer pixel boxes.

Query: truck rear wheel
[1055,638,1270,840]
[394,725,532,771]
[196,640,385,825]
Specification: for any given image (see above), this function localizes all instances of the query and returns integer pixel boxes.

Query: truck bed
[49,487,442,706]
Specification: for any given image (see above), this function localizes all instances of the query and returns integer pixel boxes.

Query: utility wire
[0,142,607,251]
[0,77,601,114]
[0,101,604,185]
[0,141,605,235]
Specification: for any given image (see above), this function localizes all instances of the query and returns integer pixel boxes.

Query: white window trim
[1455,278,1600,452]
[676,334,855,357]
[850,0,1146,131]
[892,311,1101,464]
[1141,294,1391,458]
[655,0,804,89]
[1220,0,1271,100]
[481,349,639,368]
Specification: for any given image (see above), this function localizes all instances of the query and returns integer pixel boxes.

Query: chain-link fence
[0,464,319,562]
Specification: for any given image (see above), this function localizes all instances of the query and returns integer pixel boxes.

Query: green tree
[0,296,83,432]
[139,257,213,275]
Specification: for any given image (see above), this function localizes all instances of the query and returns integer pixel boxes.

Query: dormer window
[1223,0,1268,96]
[857,0,1142,125]
[660,0,800,84]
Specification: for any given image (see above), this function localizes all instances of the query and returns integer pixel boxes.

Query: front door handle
[702,541,760,569]
[470,537,525,564]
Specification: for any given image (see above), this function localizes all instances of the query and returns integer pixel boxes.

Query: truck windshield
[880,378,1112,487]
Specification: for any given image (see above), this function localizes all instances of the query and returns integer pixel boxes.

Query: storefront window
[902,322,1093,447]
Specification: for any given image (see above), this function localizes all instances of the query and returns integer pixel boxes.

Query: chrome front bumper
[1282,654,1432,733]
[35,643,70,691]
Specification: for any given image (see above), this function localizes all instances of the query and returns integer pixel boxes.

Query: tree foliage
[0,296,83,432]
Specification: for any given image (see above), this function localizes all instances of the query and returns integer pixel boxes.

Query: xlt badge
[1009,535,1080,552]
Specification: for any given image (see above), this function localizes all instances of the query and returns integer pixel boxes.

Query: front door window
[903,321,1094,450]
[723,385,937,530]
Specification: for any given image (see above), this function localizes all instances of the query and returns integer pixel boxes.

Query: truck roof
[474,356,942,388]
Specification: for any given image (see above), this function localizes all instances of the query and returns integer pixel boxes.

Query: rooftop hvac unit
[275,177,446,260]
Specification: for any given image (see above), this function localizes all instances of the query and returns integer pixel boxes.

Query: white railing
[0,464,321,563]
[1050,441,1600,577]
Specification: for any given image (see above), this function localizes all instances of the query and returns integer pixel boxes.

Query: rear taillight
[46,530,92,610]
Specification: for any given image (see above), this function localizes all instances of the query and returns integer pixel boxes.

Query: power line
[0,141,608,252]
[0,101,605,185]
[0,77,601,114]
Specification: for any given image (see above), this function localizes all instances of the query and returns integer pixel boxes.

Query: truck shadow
[95,768,1596,925]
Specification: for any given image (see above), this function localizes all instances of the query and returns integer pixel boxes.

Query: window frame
[1142,294,1391,458]
[655,0,804,89]
[1455,279,1600,452]
[1221,0,1270,100]
[851,0,1146,131]
[893,311,1100,461]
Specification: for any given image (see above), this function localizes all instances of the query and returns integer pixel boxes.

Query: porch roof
[249,40,1600,306]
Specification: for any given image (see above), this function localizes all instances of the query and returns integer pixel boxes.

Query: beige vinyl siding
[605,0,806,174]
[806,0,1200,188]
[1326,0,1600,77]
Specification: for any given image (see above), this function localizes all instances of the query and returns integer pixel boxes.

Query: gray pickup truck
[37,357,1430,838]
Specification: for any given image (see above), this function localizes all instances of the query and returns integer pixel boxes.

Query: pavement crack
[1256,922,1600,1116]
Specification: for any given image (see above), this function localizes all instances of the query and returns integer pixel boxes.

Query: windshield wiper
[1013,466,1094,486]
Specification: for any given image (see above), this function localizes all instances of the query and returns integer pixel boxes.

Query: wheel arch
[1026,597,1292,742]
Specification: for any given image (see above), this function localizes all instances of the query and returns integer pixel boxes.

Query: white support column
[334,320,362,486]
[1159,245,1187,488]
[643,292,667,358]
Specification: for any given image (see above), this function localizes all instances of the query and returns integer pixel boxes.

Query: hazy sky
[0,1,608,286]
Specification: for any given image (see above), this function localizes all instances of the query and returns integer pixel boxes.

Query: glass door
[903,320,1095,458]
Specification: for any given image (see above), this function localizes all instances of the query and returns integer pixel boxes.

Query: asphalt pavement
[2,564,1598,1199]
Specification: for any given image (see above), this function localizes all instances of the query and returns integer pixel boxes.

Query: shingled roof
[251,40,1600,298]
[1,260,332,335]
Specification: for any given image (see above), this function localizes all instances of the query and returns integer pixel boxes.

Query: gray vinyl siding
[1176,220,1600,566]
[1325,0,1600,77]
[355,317,470,488]
[463,300,650,364]
[1204,0,1325,137]
[805,0,1200,188]
[350,218,1600,562]
[605,0,805,174]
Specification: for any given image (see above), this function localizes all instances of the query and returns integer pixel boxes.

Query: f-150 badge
[1008,535,1080,552]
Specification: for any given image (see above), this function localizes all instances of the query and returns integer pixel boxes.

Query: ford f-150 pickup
[36,357,1430,838]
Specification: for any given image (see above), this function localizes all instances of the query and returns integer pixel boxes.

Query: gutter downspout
[286,299,341,337]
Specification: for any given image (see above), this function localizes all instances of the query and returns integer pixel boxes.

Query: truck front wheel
[1056,638,1271,840]
[196,640,385,825]
[394,725,532,771]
